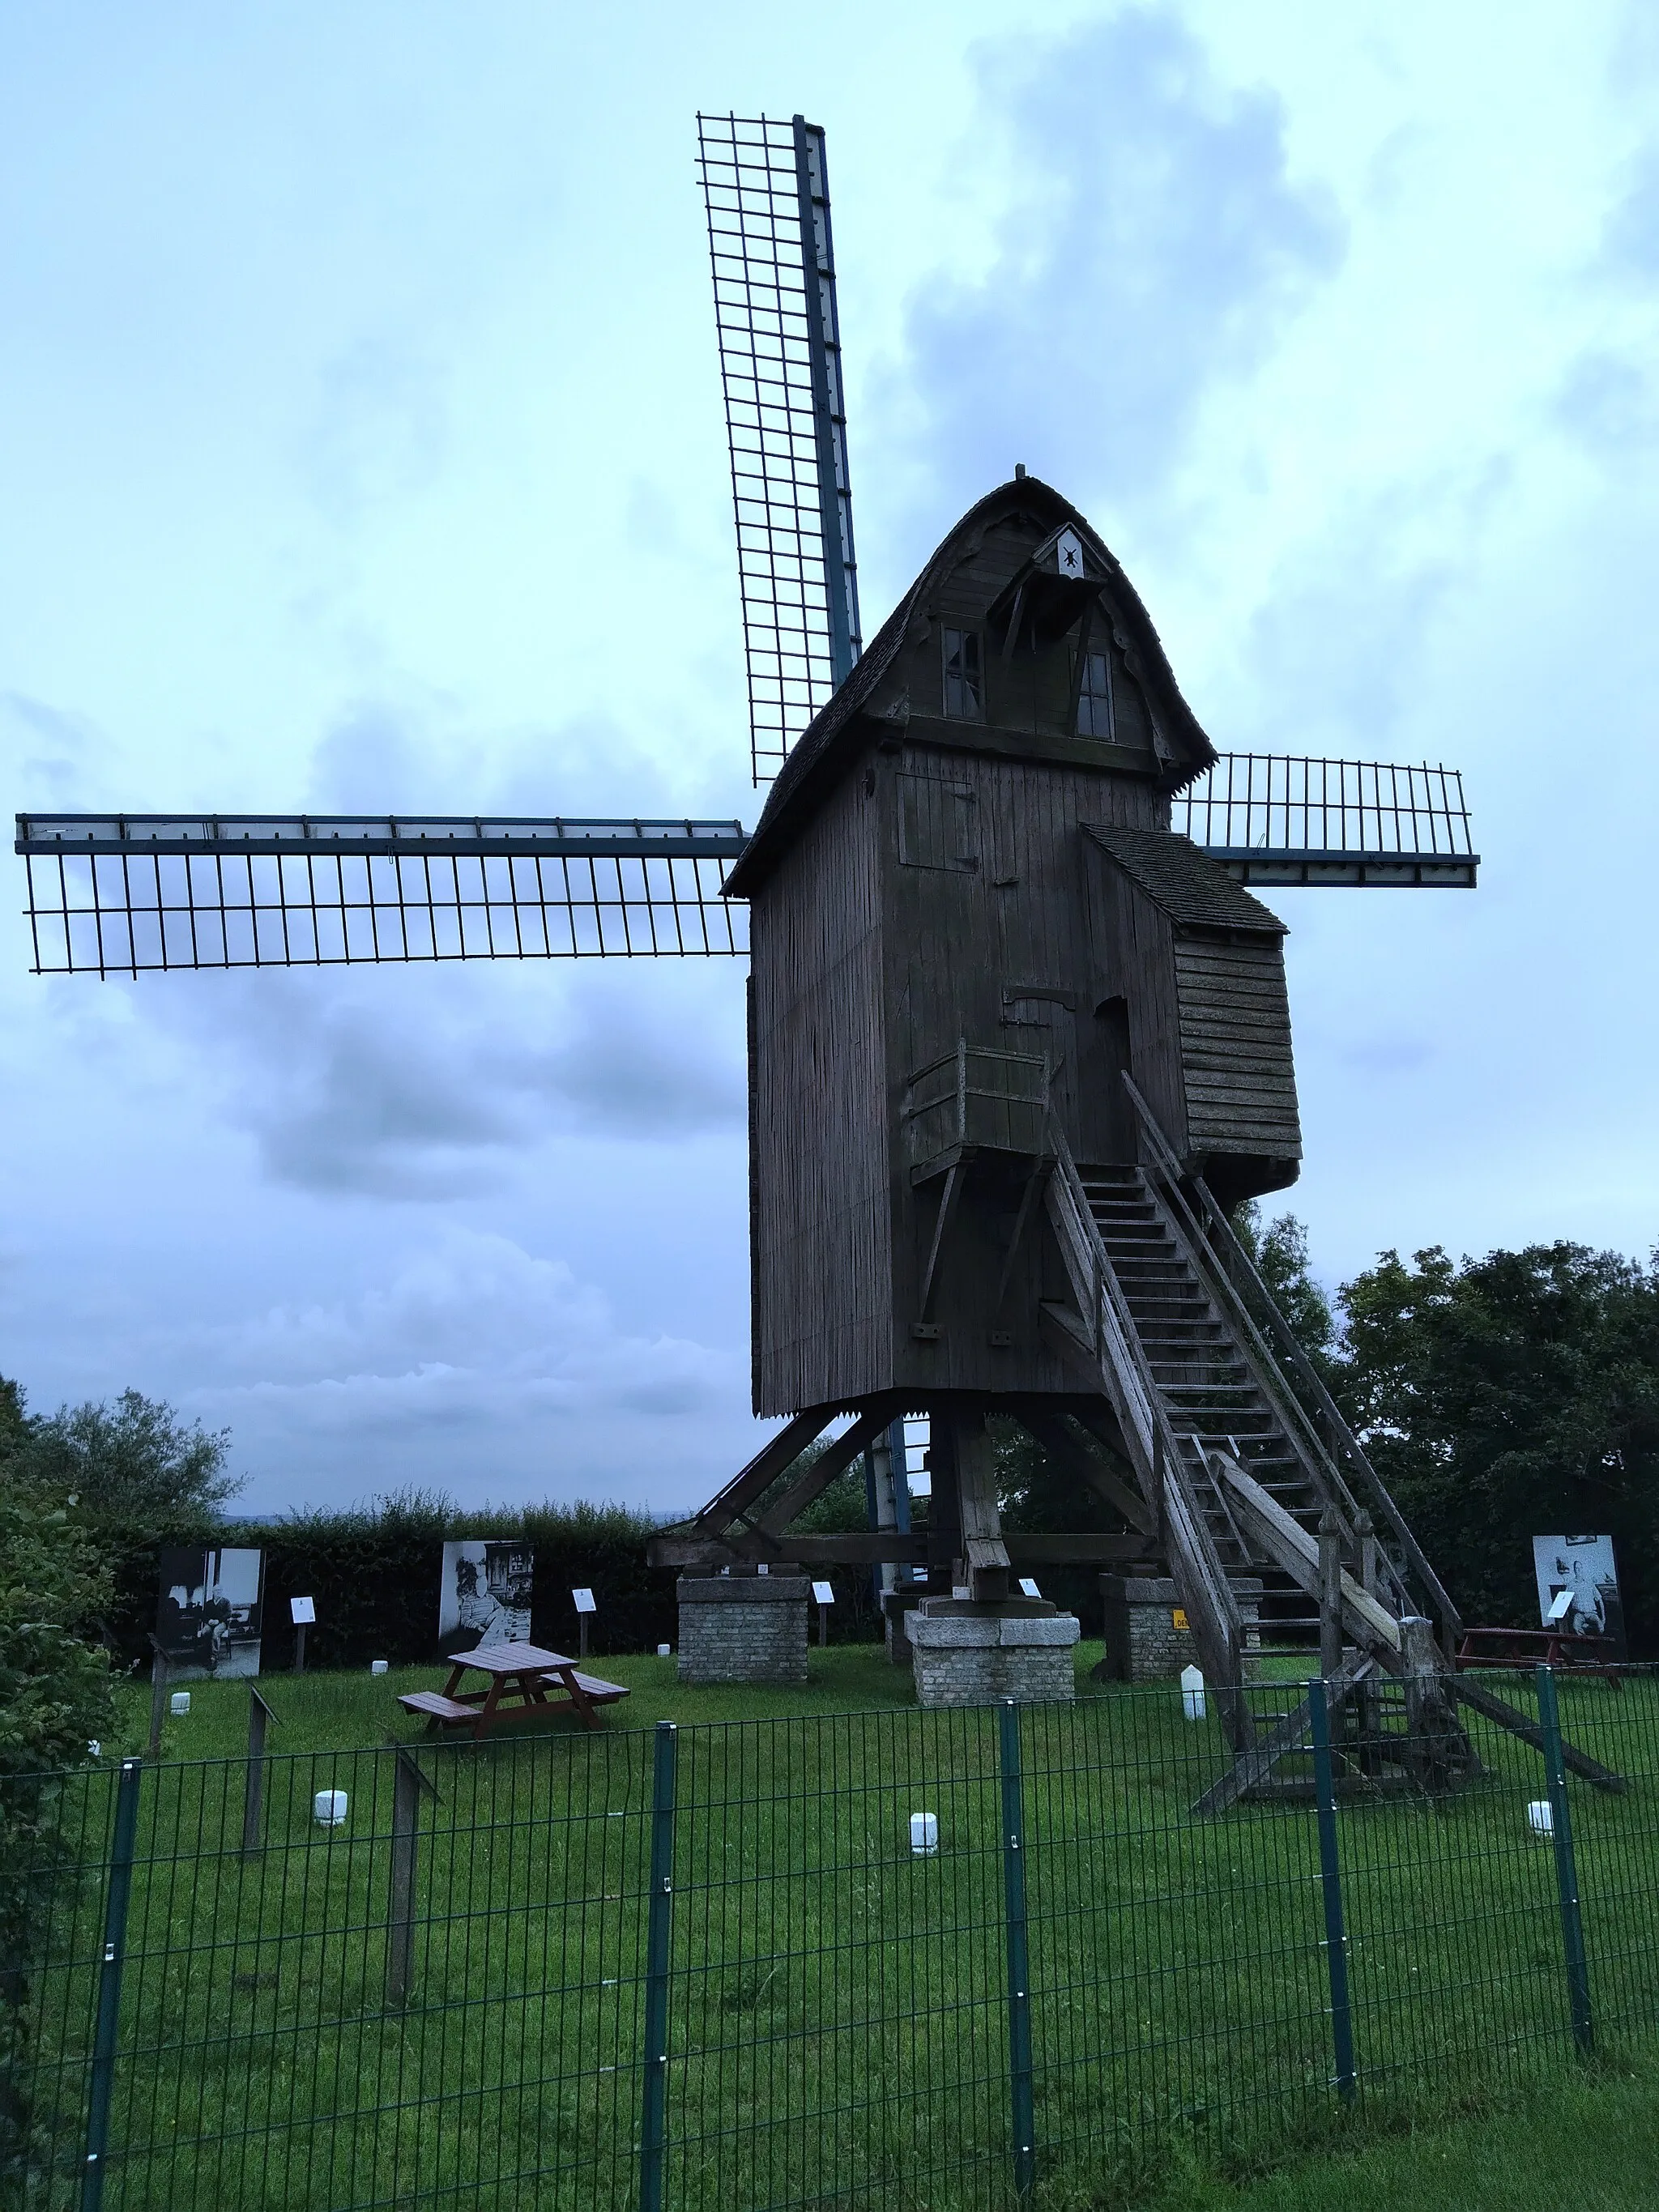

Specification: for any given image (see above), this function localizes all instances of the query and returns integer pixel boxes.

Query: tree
[1334,1242,1659,1648]
[0,1467,117,2180]
[1232,1204,1336,1375]
[11,1389,241,1530]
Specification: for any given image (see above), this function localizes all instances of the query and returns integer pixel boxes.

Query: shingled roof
[1086,824,1286,935]
[725,475,1216,897]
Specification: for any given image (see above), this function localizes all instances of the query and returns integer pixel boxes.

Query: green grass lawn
[109,1637,940,1759]
[28,1647,1658,2212]
[1154,2065,1659,2211]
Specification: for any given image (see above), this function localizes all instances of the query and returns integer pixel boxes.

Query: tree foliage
[7,1387,240,1532]
[1233,1204,1336,1376]
[1333,1242,1659,1647]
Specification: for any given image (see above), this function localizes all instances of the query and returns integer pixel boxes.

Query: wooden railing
[1042,1117,1251,1717]
[1120,1075,1462,1646]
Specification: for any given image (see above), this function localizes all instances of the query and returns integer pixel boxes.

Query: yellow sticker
[1171,1609,1189,1631]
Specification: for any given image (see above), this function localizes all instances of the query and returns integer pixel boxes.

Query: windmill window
[1077,648,1115,739]
[941,628,983,720]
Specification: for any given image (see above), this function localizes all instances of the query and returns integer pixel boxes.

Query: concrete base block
[676,1574,809,1686]
[908,1600,1081,1707]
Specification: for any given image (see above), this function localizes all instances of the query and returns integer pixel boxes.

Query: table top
[452,1640,575,1677]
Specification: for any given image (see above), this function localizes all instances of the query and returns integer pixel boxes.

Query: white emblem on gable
[1056,528,1084,578]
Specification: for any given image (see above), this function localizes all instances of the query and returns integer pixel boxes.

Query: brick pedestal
[1096,1575,1262,1683]
[676,1573,809,1686]
[907,1599,1081,1707]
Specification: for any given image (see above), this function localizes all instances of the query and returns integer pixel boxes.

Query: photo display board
[156,1547,266,1680]
[438,1541,533,1655]
[1533,1534,1626,1658]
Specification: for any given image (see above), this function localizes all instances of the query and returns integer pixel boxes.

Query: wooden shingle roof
[725,475,1215,896]
[1086,824,1286,936]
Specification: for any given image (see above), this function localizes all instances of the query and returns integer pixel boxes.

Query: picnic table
[397,1639,630,1739]
[1455,1625,1623,1688]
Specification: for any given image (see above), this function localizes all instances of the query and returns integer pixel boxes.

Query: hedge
[98,1494,886,1675]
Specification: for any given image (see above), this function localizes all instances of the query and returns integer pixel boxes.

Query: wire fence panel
[667,1708,1009,2211]
[11,1673,1659,2211]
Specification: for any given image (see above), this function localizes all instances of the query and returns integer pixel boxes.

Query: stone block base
[676,1574,808,1686]
[1097,1575,1262,1683]
[907,1600,1081,1707]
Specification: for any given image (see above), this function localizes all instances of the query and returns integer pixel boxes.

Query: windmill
[20,112,1550,1796]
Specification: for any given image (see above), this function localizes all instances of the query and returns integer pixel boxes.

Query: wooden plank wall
[883,745,1168,1396]
[1174,936,1303,1177]
[748,762,890,1416]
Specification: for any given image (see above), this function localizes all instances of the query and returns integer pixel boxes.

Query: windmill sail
[1174,755,1478,887]
[15,753,1473,977]
[15,816,748,978]
[697,112,862,784]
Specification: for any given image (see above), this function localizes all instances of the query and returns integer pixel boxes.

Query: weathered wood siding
[1174,936,1302,1191]
[882,744,1167,1396]
[748,765,889,1416]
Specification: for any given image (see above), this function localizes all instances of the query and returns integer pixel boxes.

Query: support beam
[1014,1407,1155,1538]
[755,1404,898,1537]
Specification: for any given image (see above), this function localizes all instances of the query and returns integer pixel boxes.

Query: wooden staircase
[1080,1162,1342,1660]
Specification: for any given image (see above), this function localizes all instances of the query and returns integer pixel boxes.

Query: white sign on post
[572,1588,596,1614]
[290,1596,316,1625]
[811,1580,834,1606]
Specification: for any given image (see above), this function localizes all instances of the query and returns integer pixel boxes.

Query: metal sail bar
[697,111,862,785]
[15,816,750,977]
[1175,756,1479,887]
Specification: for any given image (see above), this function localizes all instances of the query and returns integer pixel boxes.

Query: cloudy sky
[2,3,1657,1515]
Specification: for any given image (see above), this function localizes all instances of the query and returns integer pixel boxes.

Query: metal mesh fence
[11,1668,1659,2211]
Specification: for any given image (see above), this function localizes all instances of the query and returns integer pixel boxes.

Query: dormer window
[942,628,983,719]
[1077,646,1115,739]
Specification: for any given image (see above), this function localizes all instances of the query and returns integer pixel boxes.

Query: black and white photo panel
[1533,1534,1627,1659]
[438,1541,534,1656]
[156,1547,266,1680]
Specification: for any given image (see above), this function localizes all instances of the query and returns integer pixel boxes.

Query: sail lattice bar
[1174,756,1479,887]
[697,111,861,785]
[15,815,751,977]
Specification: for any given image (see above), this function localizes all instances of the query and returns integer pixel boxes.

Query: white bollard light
[910,1811,939,1856]
[313,1789,349,1828]
[657,1643,672,1658]
[1528,1799,1555,1838]
[1180,1665,1206,1721]
[369,1660,389,1676]
[170,1690,191,1717]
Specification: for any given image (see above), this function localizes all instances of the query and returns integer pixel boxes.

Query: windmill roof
[724,475,1216,896]
[1085,824,1286,935]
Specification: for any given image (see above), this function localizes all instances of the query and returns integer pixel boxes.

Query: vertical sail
[697,113,863,784]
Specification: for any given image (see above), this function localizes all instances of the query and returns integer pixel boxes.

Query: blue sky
[2,2,1657,1514]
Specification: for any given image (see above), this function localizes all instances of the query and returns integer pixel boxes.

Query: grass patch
[23,1652,1659,2211]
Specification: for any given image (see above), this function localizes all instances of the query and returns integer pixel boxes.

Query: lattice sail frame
[1174,757,1478,888]
[15,818,749,978]
[698,112,862,784]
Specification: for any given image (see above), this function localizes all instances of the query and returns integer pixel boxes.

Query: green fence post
[81,1756,143,2212]
[1307,1679,1357,2101]
[1536,1664,1593,2056]
[639,1721,677,2212]
[999,1700,1036,2200]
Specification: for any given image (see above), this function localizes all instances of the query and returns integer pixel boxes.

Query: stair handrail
[1120,1076,1380,1545]
[1120,1073,1462,1640]
[1043,1115,1248,1696]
